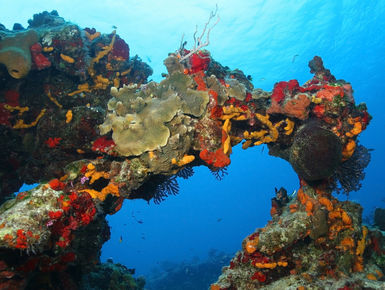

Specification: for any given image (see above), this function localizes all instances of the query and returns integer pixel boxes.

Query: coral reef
[146,249,232,290]
[212,185,385,289]
[0,11,152,199]
[0,10,382,289]
[80,260,145,290]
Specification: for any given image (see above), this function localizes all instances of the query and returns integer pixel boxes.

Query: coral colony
[0,10,383,289]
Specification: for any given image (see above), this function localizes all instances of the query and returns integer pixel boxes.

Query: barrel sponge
[0,29,38,79]
[289,122,342,181]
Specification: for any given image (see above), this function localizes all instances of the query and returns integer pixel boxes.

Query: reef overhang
[0,10,383,289]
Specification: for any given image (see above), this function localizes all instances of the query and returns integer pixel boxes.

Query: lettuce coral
[99,72,209,156]
[99,85,182,156]
[0,29,38,78]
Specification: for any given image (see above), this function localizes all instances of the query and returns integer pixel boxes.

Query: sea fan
[176,166,194,179]
[130,174,180,204]
[333,144,371,194]
[210,167,228,181]
[153,175,179,204]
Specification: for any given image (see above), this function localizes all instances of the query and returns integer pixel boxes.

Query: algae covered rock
[0,29,38,78]
[0,185,63,251]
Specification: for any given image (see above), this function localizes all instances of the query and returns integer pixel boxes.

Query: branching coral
[177,4,219,63]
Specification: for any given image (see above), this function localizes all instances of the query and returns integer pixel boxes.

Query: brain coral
[100,73,209,156]
[0,29,38,78]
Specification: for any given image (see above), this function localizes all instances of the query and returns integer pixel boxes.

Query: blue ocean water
[4,0,385,282]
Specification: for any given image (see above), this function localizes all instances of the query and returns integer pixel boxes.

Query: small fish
[112,25,117,29]
[146,56,152,63]
[292,54,299,63]
[217,218,222,222]
[119,235,123,243]
[131,211,144,224]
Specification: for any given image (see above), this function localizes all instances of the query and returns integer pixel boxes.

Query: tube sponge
[0,29,38,78]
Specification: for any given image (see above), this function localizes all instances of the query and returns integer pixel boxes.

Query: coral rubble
[0,10,382,289]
